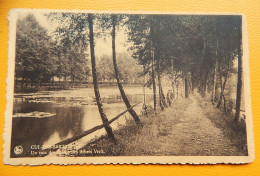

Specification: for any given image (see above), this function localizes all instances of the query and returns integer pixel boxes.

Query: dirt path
[148,95,242,156]
[79,94,246,156]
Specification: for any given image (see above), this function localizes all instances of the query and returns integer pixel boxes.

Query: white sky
[18,12,131,58]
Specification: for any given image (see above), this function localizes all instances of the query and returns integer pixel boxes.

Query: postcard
[4,9,254,165]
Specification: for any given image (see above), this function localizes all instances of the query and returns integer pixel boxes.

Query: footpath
[78,94,247,156]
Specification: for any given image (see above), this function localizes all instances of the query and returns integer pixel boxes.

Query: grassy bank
[75,98,191,156]
[73,93,248,157]
[197,95,248,155]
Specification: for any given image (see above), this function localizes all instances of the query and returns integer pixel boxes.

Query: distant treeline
[15,14,142,90]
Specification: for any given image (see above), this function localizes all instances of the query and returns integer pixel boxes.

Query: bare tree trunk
[184,63,189,98]
[216,75,227,108]
[143,65,146,106]
[161,86,167,107]
[150,20,157,111]
[217,53,231,109]
[190,75,193,94]
[215,62,222,102]
[200,36,207,98]
[212,62,217,103]
[223,94,227,112]
[88,14,115,142]
[234,17,243,122]
[200,78,207,98]
[111,15,140,124]
[156,58,164,111]
[212,40,218,103]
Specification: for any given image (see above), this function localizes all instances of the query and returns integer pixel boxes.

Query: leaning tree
[88,13,116,141]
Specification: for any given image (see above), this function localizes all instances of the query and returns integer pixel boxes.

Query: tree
[47,12,90,83]
[97,55,115,83]
[97,53,142,84]
[126,14,158,110]
[149,16,157,111]
[234,16,243,122]
[88,13,116,142]
[126,14,242,116]
[111,15,141,123]
[96,14,142,122]
[15,14,57,85]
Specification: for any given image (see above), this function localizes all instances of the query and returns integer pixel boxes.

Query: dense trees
[97,53,142,84]
[126,14,243,120]
[15,13,244,122]
[15,14,57,85]
[15,13,90,86]
[48,13,90,83]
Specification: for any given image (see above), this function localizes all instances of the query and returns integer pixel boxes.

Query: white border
[4,8,254,165]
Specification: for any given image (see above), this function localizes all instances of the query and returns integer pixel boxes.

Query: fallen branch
[41,103,141,153]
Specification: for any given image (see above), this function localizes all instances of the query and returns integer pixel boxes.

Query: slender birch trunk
[111,15,140,124]
[88,14,115,142]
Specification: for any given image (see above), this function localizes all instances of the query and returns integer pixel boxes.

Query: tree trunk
[191,81,194,93]
[212,40,218,103]
[189,74,192,94]
[234,17,243,122]
[212,61,217,103]
[223,94,227,112]
[156,58,164,111]
[161,87,167,107]
[207,80,210,94]
[204,78,207,97]
[184,64,189,98]
[150,20,156,111]
[215,62,222,102]
[217,53,231,109]
[200,79,206,98]
[111,15,140,124]
[88,14,116,142]
[216,75,227,108]
[200,36,206,98]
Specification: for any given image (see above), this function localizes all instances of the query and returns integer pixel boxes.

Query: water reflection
[11,87,154,157]
[11,103,84,158]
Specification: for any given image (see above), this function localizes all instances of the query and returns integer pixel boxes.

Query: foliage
[15,14,57,83]
[97,52,142,83]
[15,12,243,119]
[47,12,90,82]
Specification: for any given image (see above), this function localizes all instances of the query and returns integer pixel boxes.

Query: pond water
[10,86,154,157]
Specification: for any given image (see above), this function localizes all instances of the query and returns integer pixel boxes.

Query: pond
[10,86,155,157]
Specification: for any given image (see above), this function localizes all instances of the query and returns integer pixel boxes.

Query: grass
[76,112,157,156]
[73,95,248,157]
[197,95,248,155]
[75,98,190,157]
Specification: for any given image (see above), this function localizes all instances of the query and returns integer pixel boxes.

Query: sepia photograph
[4,9,254,165]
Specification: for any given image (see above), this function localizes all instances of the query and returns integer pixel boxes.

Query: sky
[18,11,132,58]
